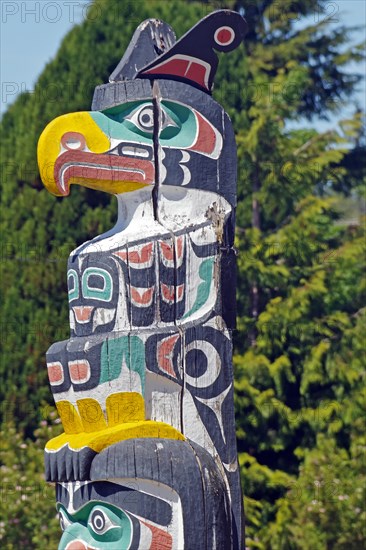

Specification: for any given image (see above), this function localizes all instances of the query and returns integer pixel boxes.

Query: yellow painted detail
[56,392,146,435]
[45,421,185,452]
[56,401,83,434]
[77,398,107,433]
[37,111,110,196]
[106,392,145,426]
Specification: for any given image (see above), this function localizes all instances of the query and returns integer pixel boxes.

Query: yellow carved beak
[37,111,154,196]
[37,112,110,196]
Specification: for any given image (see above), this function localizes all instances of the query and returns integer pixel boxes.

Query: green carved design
[92,101,154,143]
[67,269,79,302]
[90,100,197,148]
[100,335,145,393]
[81,267,113,302]
[58,502,132,549]
[160,100,196,145]
[183,257,215,319]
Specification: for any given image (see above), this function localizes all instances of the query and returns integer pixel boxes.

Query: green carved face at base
[56,479,176,549]
[58,502,132,550]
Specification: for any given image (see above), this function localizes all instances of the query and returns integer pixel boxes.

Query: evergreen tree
[0,409,62,548]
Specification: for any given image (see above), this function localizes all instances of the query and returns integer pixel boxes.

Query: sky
[1,0,365,126]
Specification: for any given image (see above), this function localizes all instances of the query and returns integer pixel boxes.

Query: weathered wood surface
[38,9,247,550]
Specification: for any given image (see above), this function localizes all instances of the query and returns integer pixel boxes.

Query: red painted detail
[68,360,91,384]
[188,111,217,156]
[185,62,207,89]
[73,306,94,323]
[141,521,173,550]
[54,150,155,196]
[159,237,184,263]
[130,287,154,307]
[215,27,235,46]
[114,243,153,266]
[157,334,180,377]
[176,284,185,302]
[159,240,174,262]
[61,132,86,151]
[161,283,185,305]
[176,236,183,259]
[143,55,210,91]
[146,58,189,78]
[113,250,127,262]
[47,362,64,385]
[161,283,175,304]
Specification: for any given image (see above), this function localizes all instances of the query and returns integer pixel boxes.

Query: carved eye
[127,104,177,134]
[88,507,115,535]
[59,509,72,532]
[68,269,79,302]
[127,105,155,133]
[81,267,113,302]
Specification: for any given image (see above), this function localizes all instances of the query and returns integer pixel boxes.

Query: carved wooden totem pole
[38,10,247,550]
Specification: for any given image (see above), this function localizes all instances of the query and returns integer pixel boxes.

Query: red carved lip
[54,150,155,196]
[72,306,94,323]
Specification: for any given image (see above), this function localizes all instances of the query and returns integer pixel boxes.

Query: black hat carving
[92,10,247,111]
[137,10,247,93]
[109,19,176,82]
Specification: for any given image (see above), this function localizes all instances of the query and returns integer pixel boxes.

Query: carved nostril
[62,132,86,151]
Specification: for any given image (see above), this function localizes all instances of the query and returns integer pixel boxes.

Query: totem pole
[38,10,247,549]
